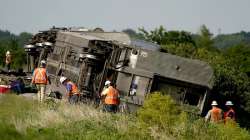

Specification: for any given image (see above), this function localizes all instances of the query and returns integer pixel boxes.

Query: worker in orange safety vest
[205,100,223,123]
[101,81,120,113]
[5,50,12,72]
[60,76,80,104]
[224,101,236,124]
[32,60,49,102]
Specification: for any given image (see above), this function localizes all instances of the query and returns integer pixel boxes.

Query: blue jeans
[68,94,79,104]
[104,104,118,113]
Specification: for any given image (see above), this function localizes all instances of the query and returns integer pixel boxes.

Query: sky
[0,0,250,35]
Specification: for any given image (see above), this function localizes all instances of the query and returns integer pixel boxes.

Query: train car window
[116,72,133,96]
[184,88,205,106]
[129,75,149,99]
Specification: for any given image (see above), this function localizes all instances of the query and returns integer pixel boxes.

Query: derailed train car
[25,27,213,115]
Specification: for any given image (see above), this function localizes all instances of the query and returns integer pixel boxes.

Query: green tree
[138,26,196,57]
[196,25,214,48]
[138,26,168,44]
[224,44,250,75]
[18,32,32,47]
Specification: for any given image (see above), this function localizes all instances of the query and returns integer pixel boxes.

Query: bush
[137,92,250,140]
[137,92,181,133]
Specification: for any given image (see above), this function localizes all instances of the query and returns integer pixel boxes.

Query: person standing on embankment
[31,60,49,102]
[5,50,11,72]
[205,100,223,123]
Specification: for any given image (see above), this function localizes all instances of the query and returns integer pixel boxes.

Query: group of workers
[31,60,237,118]
[32,60,120,113]
[205,100,236,124]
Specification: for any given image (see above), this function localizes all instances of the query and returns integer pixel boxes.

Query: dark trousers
[104,104,118,113]
[68,94,79,104]
[5,63,11,71]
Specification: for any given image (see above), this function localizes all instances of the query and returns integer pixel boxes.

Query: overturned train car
[25,28,213,115]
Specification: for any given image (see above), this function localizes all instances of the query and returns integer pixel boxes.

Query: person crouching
[60,77,80,104]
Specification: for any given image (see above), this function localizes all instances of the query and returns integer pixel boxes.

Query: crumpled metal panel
[136,49,214,89]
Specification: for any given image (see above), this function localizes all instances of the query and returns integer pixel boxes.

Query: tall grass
[0,93,249,140]
[0,95,148,140]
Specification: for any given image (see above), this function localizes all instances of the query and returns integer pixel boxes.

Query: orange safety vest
[210,107,223,123]
[224,108,235,123]
[105,86,119,105]
[5,55,11,64]
[67,81,79,96]
[32,68,48,84]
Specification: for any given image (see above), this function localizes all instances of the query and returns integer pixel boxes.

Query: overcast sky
[0,0,250,35]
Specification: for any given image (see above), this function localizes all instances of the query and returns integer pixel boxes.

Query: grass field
[0,93,249,140]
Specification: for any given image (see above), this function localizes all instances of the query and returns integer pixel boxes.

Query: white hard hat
[40,60,46,64]
[24,44,35,48]
[211,100,218,106]
[6,51,10,55]
[60,76,67,84]
[44,42,53,46]
[105,80,111,86]
[225,101,233,106]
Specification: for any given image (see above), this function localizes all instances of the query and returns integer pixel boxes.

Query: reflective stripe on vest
[68,81,79,96]
[224,109,235,122]
[105,86,118,105]
[33,68,47,84]
[211,107,222,123]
